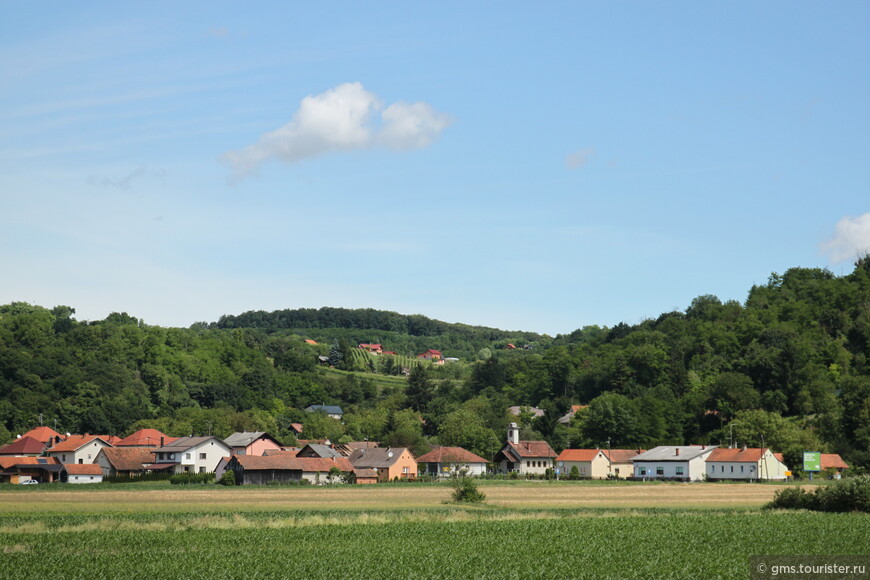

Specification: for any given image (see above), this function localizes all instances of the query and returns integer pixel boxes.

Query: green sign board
[803,452,821,472]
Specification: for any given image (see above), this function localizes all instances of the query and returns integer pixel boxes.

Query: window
[403,467,410,474]
[87,454,92,460]
[199,453,206,460]
[730,465,734,473]
[615,468,620,475]
[656,467,664,476]
[639,467,647,476]
[710,465,715,473]
[750,465,755,472]
[78,459,83,464]
[675,466,684,476]
[199,467,205,474]
[62,454,66,462]
[185,453,192,460]
[740,466,744,473]
[721,466,725,473]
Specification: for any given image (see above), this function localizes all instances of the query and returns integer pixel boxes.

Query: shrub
[451,477,486,503]
[169,472,215,485]
[765,476,870,513]
[218,470,236,486]
[568,466,580,481]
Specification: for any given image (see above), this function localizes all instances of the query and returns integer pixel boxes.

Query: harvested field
[0,481,808,513]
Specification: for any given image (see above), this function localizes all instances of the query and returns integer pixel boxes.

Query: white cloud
[221,82,452,180]
[566,147,594,169]
[822,213,870,263]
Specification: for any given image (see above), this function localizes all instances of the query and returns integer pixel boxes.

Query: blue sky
[2,2,869,336]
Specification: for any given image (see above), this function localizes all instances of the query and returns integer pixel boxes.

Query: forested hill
[211,307,546,360]
[1,258,869,471]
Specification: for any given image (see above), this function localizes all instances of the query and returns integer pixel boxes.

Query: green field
[1,483,867,579]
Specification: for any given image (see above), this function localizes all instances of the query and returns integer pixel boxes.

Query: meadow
[1,482,867,579]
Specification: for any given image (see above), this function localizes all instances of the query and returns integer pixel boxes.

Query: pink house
[223,432,283,456]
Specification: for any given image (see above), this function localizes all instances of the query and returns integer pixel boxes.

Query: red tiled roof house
[494,423,556,475]
[705,447,789,481]
[416,446,489,477]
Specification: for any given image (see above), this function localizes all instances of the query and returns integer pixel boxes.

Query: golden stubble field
[0,482,806,514]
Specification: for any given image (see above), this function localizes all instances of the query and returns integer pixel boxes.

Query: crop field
[1,483,867,579]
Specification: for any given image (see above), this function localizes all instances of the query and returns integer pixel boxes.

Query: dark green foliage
[450,476,486,503]
[218,470,236,486]
[169,472,215,485]
[766,476,870,513]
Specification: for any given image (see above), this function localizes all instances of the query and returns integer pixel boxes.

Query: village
[0,417,850,486]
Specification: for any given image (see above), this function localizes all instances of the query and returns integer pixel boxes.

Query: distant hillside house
[305,405,344,420]
[417,349,442,361]
[507,406,545,420]
[632,446,716,481]
[304,339,318,345]
[358,343,383,354]
[494,423,556,475]
[557,405,589,425]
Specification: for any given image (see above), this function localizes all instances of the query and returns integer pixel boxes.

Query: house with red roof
[115,429,176,448]
[555,449,610,479]
[226,454,356,485]
[95,447,158,477]
[62,463,104,484]
[494,423,557,475]
[46,434,113,465]
[416,446,489,477]
[821,454,849,475]
[417,349,442,361]
[20,426,63,444]
[705,447,789,481]
[359,343,383,354]
[603,449,645,479]
[0,456,62,484]
[0,436,47,457]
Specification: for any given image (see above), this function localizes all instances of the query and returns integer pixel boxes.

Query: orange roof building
[416,446,489,477]
[821,453,849,471]
[20,426,62,444]
[115,429,176,448]
[0,436,47,456]
[706,447,789,481]
[47,435,112,465]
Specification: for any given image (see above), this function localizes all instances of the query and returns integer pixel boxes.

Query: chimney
[675,448,680,456]
[701,445,705,450]
[742,444,747,452]
[160,436,165,447]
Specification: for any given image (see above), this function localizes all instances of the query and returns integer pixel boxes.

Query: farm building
[95,447,157,477]
[62,463,104,484]
[705,447,789,481]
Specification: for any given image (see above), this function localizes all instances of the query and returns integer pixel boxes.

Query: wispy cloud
[821,213,870,263]
[220,82,452,180]
[565,147,595,170]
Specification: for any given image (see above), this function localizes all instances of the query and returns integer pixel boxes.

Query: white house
[632,445,716,481]
[150,436,232,474]
[494,423,557,475]
[46,435,112,465]
[63,463,104,484]
[416,446,489,477]
[705,447,789,481]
